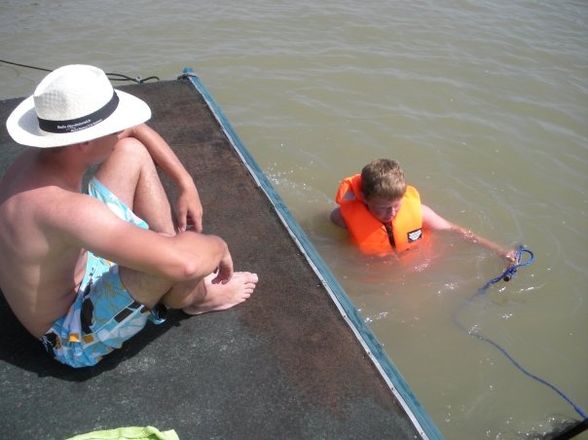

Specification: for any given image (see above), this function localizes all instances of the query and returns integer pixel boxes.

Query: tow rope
[455,245,587,421]
[0,59,159,84]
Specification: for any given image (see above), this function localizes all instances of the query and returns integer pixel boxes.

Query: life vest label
[407,228,423,242]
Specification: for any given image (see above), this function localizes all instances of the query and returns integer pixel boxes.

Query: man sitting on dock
[0,64,258,368]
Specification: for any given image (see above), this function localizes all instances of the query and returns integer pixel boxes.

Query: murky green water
[1,1,587,438]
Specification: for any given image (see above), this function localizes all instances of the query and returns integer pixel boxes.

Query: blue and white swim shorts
[40,178,166,368]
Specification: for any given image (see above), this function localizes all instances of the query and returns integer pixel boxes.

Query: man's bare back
[0,149,89,337]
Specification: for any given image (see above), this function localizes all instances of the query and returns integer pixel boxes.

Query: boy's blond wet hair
[361,159,407,201]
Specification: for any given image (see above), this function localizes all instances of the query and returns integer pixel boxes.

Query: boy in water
[330,158,514,260]
[0,64,258,368]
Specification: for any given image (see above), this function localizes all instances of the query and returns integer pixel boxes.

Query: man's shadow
[0,291,187,381]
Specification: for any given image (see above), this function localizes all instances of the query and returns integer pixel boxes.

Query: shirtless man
[0,64,258,368]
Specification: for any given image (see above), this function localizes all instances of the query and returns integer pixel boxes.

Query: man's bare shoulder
[0,151,63,206]
[1,177,83,220]
[0,154,96,226]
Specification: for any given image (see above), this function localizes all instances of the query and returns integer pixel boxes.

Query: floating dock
[0,70,442,439]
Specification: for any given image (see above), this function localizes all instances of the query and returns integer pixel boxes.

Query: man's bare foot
[182,271,258,315]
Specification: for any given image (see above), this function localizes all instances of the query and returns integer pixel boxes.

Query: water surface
[1,1,587,438]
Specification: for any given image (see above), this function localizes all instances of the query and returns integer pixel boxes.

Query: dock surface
[0,77,427,439]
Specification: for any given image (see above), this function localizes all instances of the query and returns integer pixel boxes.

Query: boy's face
[365,196,403,223]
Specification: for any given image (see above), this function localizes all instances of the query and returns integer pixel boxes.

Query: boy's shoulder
[336,174,362,204]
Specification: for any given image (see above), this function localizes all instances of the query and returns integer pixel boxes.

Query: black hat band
[37,92,120,134]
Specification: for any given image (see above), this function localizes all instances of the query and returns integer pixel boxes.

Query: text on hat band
[37,92,120,134]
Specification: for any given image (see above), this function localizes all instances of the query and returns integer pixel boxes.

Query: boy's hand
[503,248,517,264]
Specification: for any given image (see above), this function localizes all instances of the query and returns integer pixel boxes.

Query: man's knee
[113,136,151,163]
[96,137,153,184]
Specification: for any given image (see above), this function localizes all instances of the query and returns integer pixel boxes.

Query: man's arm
[51,192,230,282]
[422,204,515,262]
[122,124,203,232]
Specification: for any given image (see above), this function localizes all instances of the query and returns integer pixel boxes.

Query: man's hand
[211,247,233,284]
[124,124,204,232]
[176,184,203,233]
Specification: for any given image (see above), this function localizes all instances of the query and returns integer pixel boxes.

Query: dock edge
[180,67,444,440]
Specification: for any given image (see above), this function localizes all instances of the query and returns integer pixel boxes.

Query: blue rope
[455,245,587,420]
[477,245,535,293]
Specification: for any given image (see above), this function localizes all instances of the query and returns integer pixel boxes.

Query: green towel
[66,426,179,440]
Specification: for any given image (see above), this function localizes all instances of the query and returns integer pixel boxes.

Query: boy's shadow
[0,291,185,381]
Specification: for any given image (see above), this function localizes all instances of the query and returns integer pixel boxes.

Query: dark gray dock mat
[0,76,430,439]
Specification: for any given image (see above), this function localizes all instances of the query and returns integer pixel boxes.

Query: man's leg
[94,136,175,235]
[181,272,258,315]
[94,136,258,312]
[122,269,258,313]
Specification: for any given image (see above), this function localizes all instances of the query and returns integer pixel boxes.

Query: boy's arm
[122,124,203,232]
[330,207,347,228]
[421,204,515,262]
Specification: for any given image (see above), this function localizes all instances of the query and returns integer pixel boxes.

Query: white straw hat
[6,64,151,148]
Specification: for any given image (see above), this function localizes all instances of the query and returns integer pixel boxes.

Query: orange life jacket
[335,174,423,255]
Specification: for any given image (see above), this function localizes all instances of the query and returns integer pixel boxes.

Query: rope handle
[502,244,535,282]
[478,244,535,292]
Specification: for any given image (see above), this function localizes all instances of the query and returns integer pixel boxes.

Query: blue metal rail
[181,67,444,440]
